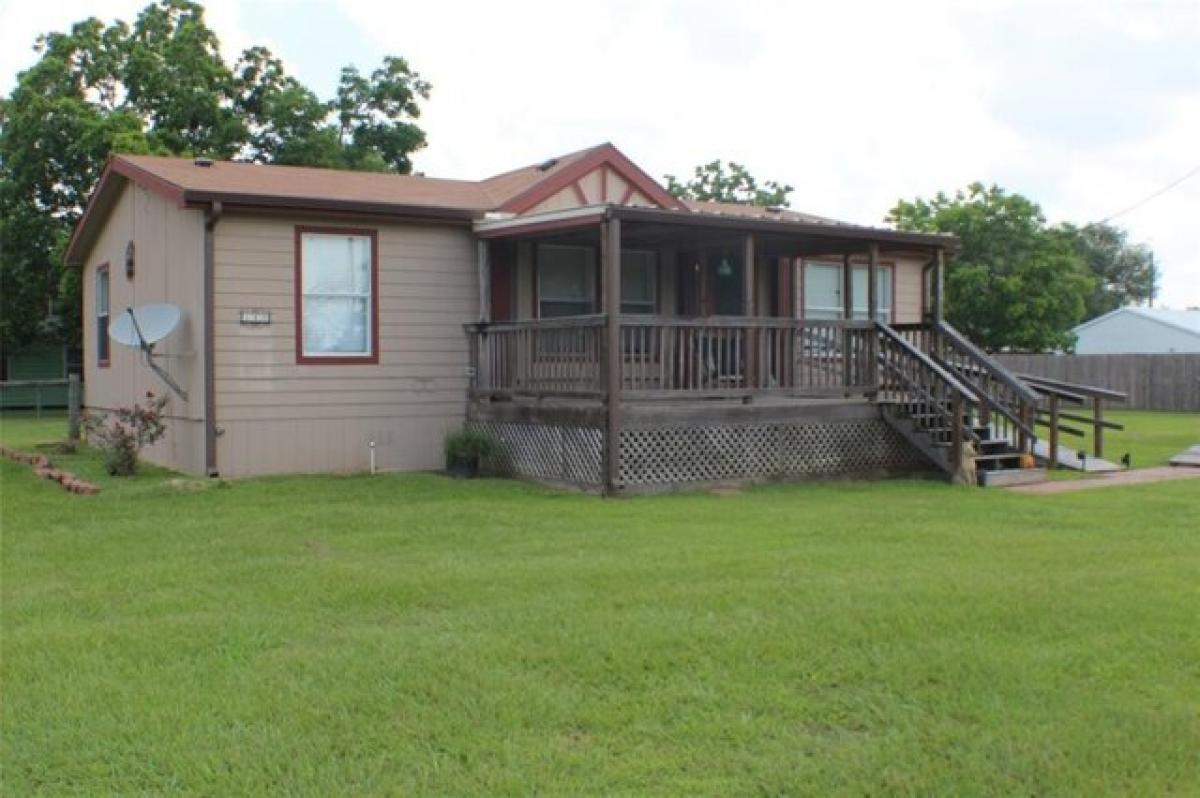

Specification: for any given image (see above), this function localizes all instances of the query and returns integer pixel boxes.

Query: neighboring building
[1072,308,1200,354]
[65,142,1042,491]
[0,344,74,409]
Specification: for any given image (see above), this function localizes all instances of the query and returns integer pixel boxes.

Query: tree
[0,0,431,351]
[888,183,1094,351]
[665,160,793,207]
[1054,222,1158,319]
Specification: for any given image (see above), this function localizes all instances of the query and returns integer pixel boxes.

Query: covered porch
[464,205,963,493]
[468,205,951,403]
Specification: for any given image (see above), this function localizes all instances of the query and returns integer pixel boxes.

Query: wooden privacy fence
[994,353,1200,412]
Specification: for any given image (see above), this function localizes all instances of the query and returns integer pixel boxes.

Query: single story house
[65,142,1042,492]
[1071,307,1200,354]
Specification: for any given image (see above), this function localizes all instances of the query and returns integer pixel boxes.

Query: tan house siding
[893,255,927,324]
[81,182,207,474]
[211,215,477,476]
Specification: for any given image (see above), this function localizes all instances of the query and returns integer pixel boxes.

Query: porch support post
[867,243,879,323]
[841,253,854,320]
[866,242,880,397]
[743,234,755,316]
[932,247,945,323]
[842,253,854,392]
[476,239,491,322]
[602,216,622,494]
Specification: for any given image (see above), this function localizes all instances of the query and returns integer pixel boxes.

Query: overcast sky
[3,0,1197,306]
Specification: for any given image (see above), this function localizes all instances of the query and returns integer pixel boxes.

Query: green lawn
[2,413,1199,794]
[1067,409,1199,468]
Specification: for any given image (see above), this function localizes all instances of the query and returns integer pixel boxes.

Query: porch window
[297,228,377,362]
[802,261,891,322]
[621,250,657,314]
[803,262,843,320]
[537,245,595,318]
[95,264,110,367]
[851,265,892,323]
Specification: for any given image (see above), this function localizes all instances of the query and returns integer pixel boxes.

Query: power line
[1091,163,1200,226]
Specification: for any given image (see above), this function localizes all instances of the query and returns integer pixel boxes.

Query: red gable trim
[498,143,686,214]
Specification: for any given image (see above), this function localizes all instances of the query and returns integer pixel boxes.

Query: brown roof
[683,199,845,225]
[477,144,601,207]
[117,154,497,211]
[67,142,936,264]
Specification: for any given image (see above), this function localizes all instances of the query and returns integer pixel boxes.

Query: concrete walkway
[1008,466,1200,494]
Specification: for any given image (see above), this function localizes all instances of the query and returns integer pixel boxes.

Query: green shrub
[444,428,498,475]
[84,392,169,476]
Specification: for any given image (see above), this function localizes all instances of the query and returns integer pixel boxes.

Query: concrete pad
[1007,466,1200,494]
[1169,444,1200,467]
[1031,439,1122,472]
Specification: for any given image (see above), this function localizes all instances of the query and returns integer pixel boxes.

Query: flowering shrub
[85,392,169,476]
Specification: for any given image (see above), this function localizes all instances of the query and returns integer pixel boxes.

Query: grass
[1064,409,1199,469]
[2,412,1199,794]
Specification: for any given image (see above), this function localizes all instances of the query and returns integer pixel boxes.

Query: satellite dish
[108,304,189,401]
[110,304,182,347]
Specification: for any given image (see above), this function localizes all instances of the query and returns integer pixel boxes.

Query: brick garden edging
[0,445,100,495]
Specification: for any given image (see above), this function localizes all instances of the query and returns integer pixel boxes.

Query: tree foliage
[1054,222,1158,320]
[0,0,430,350]
[888,183,1096,351]
[665,160,793,207]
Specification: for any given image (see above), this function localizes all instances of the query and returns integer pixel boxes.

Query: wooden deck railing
[618,317,875,398]
[466,316,607,398]
[465,315,877,401]
[876,324,983,477]
[893,320,1039,450]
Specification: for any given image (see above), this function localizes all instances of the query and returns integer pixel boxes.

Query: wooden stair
[876,321,1042,487]
[882,400,1032,486]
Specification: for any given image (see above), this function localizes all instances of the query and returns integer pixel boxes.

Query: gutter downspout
[203,202,223,476]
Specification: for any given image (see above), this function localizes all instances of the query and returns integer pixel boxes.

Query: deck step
[978,468,1045,487]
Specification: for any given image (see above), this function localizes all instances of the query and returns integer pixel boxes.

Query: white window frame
[803,260,892,322]
[95,264,110,366]
[297,229,376,362]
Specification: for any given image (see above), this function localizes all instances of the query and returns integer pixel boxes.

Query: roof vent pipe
[194,157,214,168]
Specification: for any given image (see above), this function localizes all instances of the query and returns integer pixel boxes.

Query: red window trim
[294,225,380,365]
[96,262,111,368]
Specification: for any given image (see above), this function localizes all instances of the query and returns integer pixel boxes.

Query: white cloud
[3,0,1197,306]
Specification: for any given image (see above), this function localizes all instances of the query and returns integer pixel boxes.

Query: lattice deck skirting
[620,418,927,489]
[469,421,604,488]
[470,410,930,493]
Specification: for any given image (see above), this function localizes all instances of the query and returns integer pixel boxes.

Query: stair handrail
[877,323,984,480]
[922,321,1038,444]
[877,323,981,403]
[934,320,1039,404]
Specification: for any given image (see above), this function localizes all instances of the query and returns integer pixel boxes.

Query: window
[621,250,657,314]
[296,228,377,363]
[537,245,595,318]
[851,264,892,323]
[802,261,891,322]
[95,264,110,367]
[803,262,842,320]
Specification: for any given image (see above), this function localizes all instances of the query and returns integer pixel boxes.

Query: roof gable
[488,143,686,214]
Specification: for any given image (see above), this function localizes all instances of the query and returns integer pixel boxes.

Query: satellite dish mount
[112,305,188,401]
